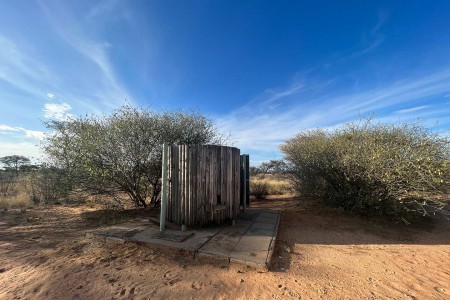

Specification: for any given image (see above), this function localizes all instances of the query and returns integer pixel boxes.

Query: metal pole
[243,156,247,213]
[160,143,168,232]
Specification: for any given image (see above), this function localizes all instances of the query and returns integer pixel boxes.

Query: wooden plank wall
[165,145,241,225]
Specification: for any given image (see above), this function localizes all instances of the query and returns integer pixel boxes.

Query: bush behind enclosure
[43,105,224,207]
[281,120,450,221]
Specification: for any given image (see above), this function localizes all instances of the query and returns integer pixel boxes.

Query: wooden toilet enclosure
[164,145,242,226]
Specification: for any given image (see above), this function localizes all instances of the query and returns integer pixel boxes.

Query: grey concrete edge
[86,232,128,244]
[264,209,281,270]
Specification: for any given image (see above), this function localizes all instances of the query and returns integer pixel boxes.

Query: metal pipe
[243,155,247,212]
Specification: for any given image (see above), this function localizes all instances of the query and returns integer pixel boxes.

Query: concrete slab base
[86,208,280,270]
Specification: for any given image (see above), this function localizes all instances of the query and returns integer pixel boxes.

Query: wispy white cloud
[86,0,119,19]
[0,124,21,132]
[21,129,46,140]
[350,11,388,58]
[218,69,450,163]
[0,124,45,140]
[0,2,132,122]
[394,105,429,114]
[43,102,73,121]
[263,81,305,105]
[38,1,131,109]
[0,35,56,97]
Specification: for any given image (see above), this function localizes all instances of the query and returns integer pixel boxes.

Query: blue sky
[1,1,450,164]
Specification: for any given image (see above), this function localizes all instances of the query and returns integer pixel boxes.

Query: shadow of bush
[81,207,158,226]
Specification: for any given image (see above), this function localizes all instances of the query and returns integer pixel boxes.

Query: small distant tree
[43,105,225,207]
[0,155,30,177]
[257,159,290,175]
[249,166,260,176]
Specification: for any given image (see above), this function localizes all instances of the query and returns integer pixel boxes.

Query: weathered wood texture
[165,145,241,225]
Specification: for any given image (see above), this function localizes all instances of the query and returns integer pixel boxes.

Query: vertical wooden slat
[187,145,192,225]
[165,145,242,226]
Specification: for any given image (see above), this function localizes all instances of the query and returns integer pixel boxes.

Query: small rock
[192,282,203,290]
[240,279,245,283]
[435,287,445,293]
[278,284,283,288]
[282,245,291,253]
[0,268,6,273]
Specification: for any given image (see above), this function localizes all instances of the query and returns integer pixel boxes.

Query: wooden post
[160,143,168,232]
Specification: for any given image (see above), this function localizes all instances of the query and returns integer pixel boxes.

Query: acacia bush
[43,105,224,207]
[281,120,450,222]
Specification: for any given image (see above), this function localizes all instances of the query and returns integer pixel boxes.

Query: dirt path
[1,198,449,299]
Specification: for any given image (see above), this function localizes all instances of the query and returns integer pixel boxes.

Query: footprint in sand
[163,270,182,286]
[129,287,136,295]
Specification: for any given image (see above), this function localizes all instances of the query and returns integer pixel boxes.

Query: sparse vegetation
[251,176,294,197]
[250,181,269,199]
[281,119,450,222]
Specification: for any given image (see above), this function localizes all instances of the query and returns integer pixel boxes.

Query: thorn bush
[250,181,270,200]
[281,120,450,222]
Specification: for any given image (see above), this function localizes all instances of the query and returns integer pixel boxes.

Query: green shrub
[250,181,269,199]
[281,120,450,222]
[26,166,72,205]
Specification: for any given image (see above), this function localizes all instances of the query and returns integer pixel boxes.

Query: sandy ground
[0,197,449,300]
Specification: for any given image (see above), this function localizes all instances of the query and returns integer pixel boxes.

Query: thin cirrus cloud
[218,69,450,163]
[0,2,132,120]
[37,1,131,109]
[0,35,56,98]
[0,2,132,159]
[394,105,430,114]
[0,124,45,140]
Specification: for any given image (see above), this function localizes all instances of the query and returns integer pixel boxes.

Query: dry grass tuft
[251,174,295,196]
[0,193,32,209]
